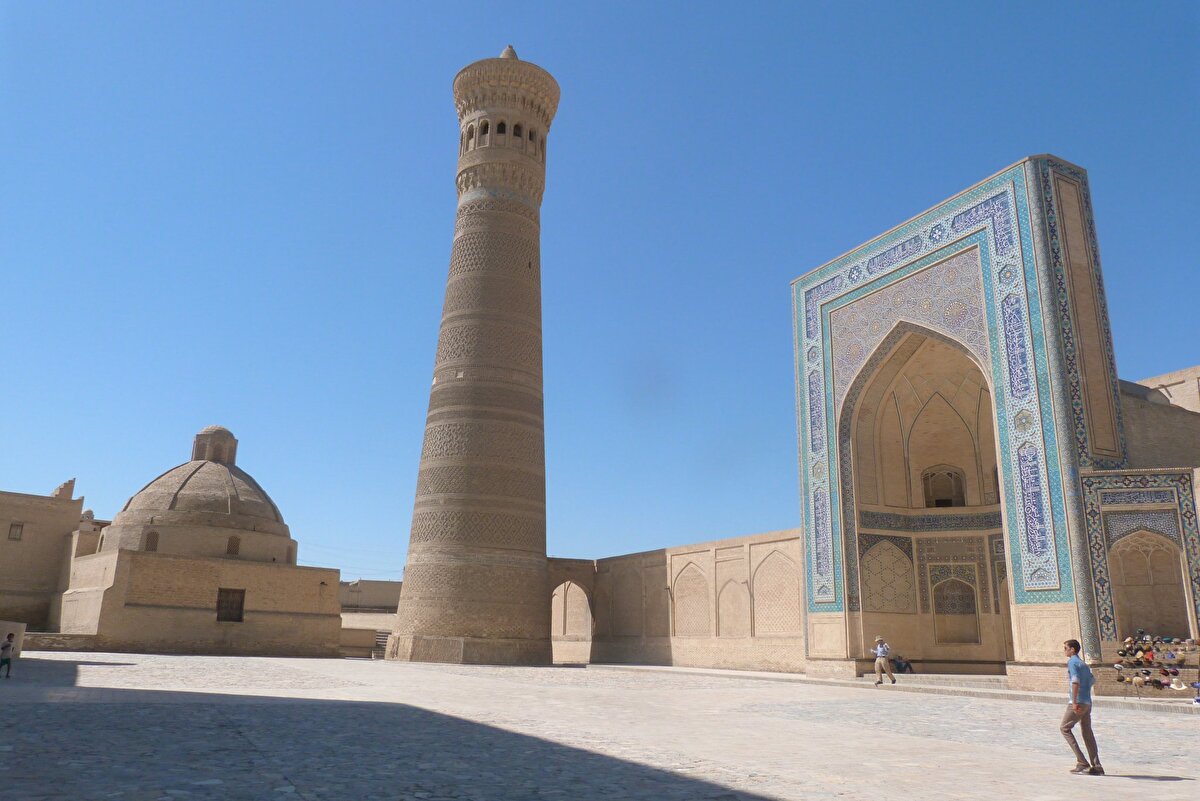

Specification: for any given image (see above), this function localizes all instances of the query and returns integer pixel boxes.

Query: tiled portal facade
[791,157,1200,681]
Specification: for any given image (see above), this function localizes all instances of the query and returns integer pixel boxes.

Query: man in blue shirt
[1061,639,1103,775]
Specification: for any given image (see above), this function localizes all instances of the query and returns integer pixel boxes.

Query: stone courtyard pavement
[1,653,1197,800]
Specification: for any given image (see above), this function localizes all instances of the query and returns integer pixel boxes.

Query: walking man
[1061,639,1103,775]
[873,635,895,685]
[0,633,14,679]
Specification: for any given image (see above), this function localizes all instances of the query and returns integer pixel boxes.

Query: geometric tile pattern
[861,540,917,614]
[1104,510,1182,547]
[989,533,1006,613]
[931,564,979,615]
[916,536,989,615]
[1081,470,1200,642]
[858,532,914,561]
[828,249,988,412]
[795,159,1079,613]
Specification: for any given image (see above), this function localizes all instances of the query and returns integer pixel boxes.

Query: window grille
[216,588,245,622]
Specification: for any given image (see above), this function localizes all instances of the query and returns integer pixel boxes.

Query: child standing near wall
[0,633,15,678]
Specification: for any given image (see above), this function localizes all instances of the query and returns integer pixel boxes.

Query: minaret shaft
[389,48,559,665]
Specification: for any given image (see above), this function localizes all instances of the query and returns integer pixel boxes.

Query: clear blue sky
[2,3,1196,579]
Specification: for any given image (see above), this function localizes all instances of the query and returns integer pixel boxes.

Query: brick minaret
[388,46,559,665]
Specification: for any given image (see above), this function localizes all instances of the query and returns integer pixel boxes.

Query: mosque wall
[550,530,806,672]
[0,486,82,628]
[1118,385,1200,469]
[794,156,1132,669]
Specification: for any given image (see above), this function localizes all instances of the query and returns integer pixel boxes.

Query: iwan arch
[796,157,1200,686]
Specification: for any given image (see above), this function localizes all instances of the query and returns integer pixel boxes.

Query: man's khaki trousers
[1060,703,1100,767]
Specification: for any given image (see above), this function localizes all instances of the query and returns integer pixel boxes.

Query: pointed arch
[860,540,915,613]
[1109,529,1190,638]
[672,563,709,637]
[836,322,1000,614]
[551,580,593,638]
[933,578,980,644]
[751,550,802,636]
[717,579,750,638]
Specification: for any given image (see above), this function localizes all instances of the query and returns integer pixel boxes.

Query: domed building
[51,426,340,656]
[100,426,296,565]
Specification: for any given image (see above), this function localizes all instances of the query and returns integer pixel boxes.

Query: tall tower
[388,46,560,665]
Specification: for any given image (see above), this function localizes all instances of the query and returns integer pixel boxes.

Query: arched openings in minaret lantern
[460,117,544,158]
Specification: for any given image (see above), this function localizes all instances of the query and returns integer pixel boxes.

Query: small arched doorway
[550,580,593,663]
[1109,530,1191,639]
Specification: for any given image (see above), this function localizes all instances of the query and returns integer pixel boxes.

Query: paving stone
[2,652,1197,800]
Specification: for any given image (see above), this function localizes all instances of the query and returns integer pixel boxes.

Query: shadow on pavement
[4,660,775,801]
[3,656,135,686]
[1110,775,1195,782]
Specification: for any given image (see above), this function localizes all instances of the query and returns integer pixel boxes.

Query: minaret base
[386,633,551,666]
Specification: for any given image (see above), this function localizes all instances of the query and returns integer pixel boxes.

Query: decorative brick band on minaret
[388,47,559,665]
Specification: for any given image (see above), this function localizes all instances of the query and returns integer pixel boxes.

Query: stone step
[854,673,1008,688]
[588,664,1200,716]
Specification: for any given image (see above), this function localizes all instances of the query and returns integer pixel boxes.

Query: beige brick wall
[340,579,402,610]
[557,529,807,673]
[1138,365,1200,414]
[1120,388,1200,468]
[60,550,341,656]
[0,489,82,628]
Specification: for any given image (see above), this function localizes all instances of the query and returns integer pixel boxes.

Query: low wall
[22,632,95,652]
[340,627,378,658]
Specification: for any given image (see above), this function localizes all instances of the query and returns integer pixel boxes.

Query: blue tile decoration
[1104,510,1181,546]
[930,563,978,588]
[794,158,1081,615]
[916,536,989,614]
[804,276,844,341]
[828,249,988,412]
[807,370,824,453]
[866,235,924,275]
[1001,295,1033,400]
[1030,159,1127,470]
[859,510,1002,532]
[858,532,914,561]
[931,564,980,615]
[1016,443,1051,560]
[951,192,1015,255]
[989,532,1006,613]
[1081,471,1200,642]
[811,488,833,602]
[1100,489,1175,506]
